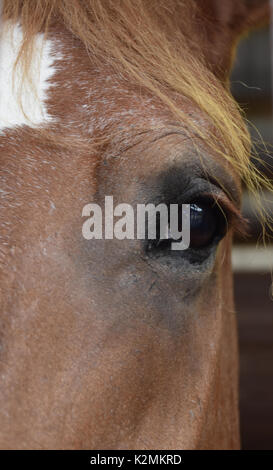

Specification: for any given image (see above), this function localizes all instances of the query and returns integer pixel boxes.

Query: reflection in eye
[151,198,227,252]
[189,201,225,248]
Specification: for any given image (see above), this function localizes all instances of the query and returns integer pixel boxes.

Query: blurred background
[231,23,273,450]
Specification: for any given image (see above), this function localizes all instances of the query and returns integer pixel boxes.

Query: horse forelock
[1,0,248,142]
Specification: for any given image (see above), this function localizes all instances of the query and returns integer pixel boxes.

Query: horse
[0,0,271,450]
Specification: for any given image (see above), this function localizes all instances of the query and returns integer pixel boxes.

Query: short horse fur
[0,0,270,449]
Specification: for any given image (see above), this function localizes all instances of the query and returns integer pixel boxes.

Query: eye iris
[150,199,226,253]
[190,202,218,248]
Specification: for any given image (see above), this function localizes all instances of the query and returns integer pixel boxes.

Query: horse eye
[189,201,226,249]
[150,199,227,252]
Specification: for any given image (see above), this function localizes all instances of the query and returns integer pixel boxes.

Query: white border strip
[232,246,273,273]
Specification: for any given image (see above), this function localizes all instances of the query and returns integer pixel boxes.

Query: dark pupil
[154,201,223,250]
[189,202,218,248]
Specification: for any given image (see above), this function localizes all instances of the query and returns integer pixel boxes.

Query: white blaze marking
[0,21,58,131]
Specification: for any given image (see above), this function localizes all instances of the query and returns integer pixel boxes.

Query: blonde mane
[2,0,272,235]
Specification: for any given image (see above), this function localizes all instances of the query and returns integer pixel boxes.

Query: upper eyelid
[169,184,247,237]
[201,172,241,208]
[151,183,247,237]
[144,166,244,233]
[197,191,248,237]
